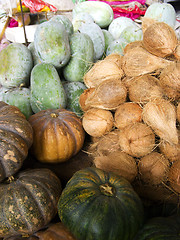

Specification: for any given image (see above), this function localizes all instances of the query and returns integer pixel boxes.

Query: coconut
[104,53,123,69]
[123,40,143,54]
[121,46,171,77]
[142,98,179,145]
[94,151,138,182]
[177,102,180,123]
[174,42,180,61]
[88,129,121,157]
[141,17,157,33]
[83,59,124,88]
[159,139,180,163]
[159,61,180,101]
[127,74,164,104]
[143,22,178,58]
[114,102,142,129]
[82,108,114,137]
[118,122,156,158]
[168,160,180,194]
[79,79,127,111]
[138,151,170,185]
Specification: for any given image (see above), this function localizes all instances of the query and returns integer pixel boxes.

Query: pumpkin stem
[50,113,58,118]
[99,183,116,196]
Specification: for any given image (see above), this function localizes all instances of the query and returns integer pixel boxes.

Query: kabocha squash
[0,101,33,182]
[58,167,144,240]
[28,108,85,163]
[0,168,62,238]
[134,215,180,239]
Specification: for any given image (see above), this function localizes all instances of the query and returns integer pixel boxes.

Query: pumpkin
[4,222,77,240]
[0,168,62,238]
[0,101,33,182]
[134,215,180,239]
[28,108,85,163]
[58,167,144,240]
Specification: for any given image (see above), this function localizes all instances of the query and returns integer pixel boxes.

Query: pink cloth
[87,0,146,5]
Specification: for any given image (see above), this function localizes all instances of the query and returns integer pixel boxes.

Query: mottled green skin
[30,63,67,113]
[63,32,94,82]
[28,42,42,66]
[34,21,71,68]
[49,15,74,38]
[134,216,180,240]
[106,38,129,56]
[63,81,86,116]
[0,102,33,182]
[102,29,114,53]
[2,87,33,119]
[78,22,105,61]
[0,43,33,88]
[58,167,144,240]
[0,168,62,238]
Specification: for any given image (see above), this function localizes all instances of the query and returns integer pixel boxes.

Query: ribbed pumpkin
[0,168,62,238]
[134,216,180,239]
[58,167,144,240]
[28,108,85,163]
[0,101,33,182]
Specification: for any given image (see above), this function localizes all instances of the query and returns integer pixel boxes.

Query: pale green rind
[28,42,42,66]
[2,87,33,119]
[106,38,129,56]
[63,32,94,82]
[34,21,71,68]
[72,12,94,32]
[30,63,67,113]
[119,25,143,43]
[0,43,33,88]
[72,1,114,28]
[78,22,105,61]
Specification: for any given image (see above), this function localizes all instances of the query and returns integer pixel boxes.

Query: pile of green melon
[0,1,180,240]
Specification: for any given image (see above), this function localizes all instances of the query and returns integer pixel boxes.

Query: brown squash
[0,101,33,182]
[28,108,85,163]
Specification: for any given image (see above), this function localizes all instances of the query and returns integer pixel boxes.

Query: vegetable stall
[0,0,179,239]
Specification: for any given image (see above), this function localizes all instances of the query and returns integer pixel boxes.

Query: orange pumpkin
[28,109,85,163]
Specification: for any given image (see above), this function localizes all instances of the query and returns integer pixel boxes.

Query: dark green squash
[0,168,62,238]
[134,215,180,240]
[0,101,33,182]
[58,167,144,240]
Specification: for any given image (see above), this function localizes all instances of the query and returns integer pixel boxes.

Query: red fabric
[112,5,146,20]
[21,0,57,13]
[8,18,18,27]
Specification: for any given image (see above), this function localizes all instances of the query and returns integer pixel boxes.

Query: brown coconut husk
[88,129,121,158]
[174,42,180,61]
[121,46,171,77]
[159,139,180,164]
[104,53,123,69]
[127,74,164,104]
[159,61,180,101]
[142,98,179,145]
[118,122,156,158]
[168,160,180,194]
[141,17,157,34]
[79,79,127,111]
[82,108,114,138]
[93,150,138,183]
[83,58,124,88]
[123,40,143,54]
[138,151,170,185]
[143,22,178,58]
[114,102,142,129]
[177,102,180,123]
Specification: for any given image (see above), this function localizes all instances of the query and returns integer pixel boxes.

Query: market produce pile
[0,1,179,239]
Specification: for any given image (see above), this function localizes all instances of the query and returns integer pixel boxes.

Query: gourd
[0,43,33,88]
[134,215,180,239]
[34,20,71,68]
[58,167,144,240]
[1,86,33,119]
[0,168,62,238]
[72,1,114,28]
[63,32,94,82]
[28,108,85,163]
[30,63,67,113]
[0,101,33,182]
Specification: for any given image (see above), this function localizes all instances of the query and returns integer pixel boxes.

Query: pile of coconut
[79,20,180,204]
